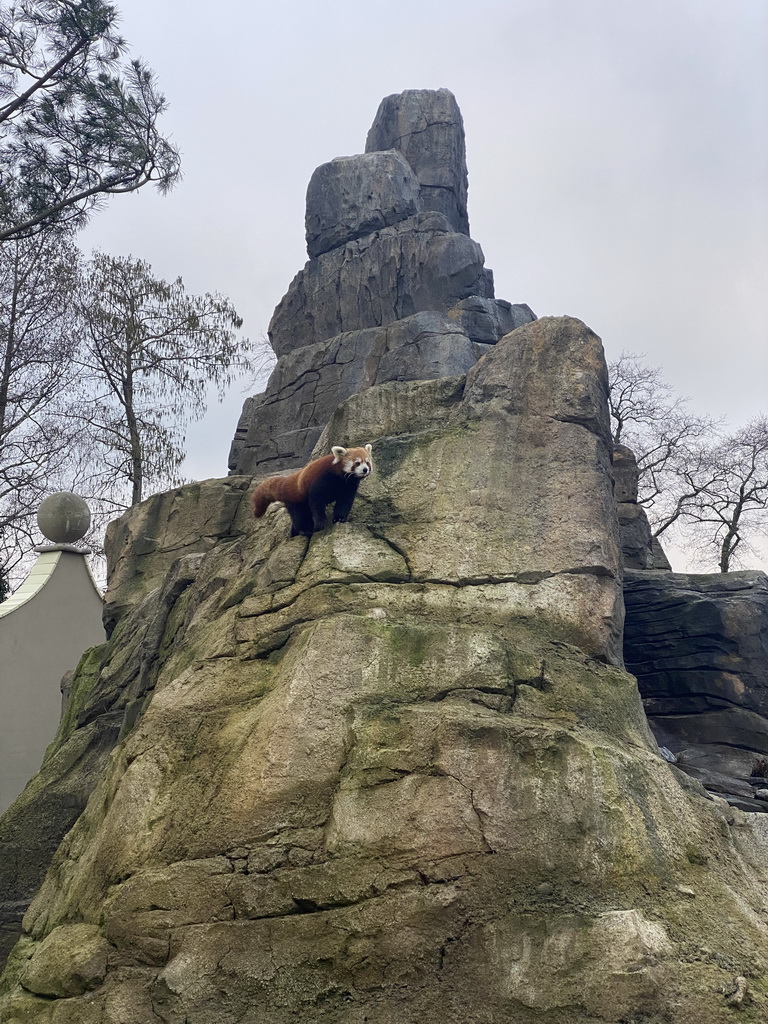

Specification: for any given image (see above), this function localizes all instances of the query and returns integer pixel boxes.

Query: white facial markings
[332,445,373,477]
[341,453,372,477]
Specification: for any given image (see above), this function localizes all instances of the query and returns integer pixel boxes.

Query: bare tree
[0,230,83,576]
[0,0,180,240]
[608,352,719,538]
[682,417,768,573]
[76,252,254,506]
[608,353,768,572]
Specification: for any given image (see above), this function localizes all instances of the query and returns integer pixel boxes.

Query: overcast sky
[79,0,768,570]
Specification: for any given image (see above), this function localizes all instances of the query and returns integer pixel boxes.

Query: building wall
[0,551,105,813]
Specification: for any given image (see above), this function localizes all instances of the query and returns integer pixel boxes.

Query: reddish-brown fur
[251,445,373,537]
[251,453,338,518]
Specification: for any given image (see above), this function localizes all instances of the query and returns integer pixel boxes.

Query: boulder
[305,151,421,258]
[5,320,768,1022]
[103,476,253,635]
[21,924,110,998]
[366,88,469,235]
[447,295,536,342]
[624,569,768,803]
[613,444,671,570]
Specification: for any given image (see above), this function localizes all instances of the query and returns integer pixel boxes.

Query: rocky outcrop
[5,319,768,1023]
[617,450,768,813]
[0,479,253,968]
[613,444,671,570]
[268,212,494,359]
[625,569,768,811]
[615,447,768,811]
[230,312,477,475]
[228,89,535,476]
[365,88,470,235]
[305,151,421,259]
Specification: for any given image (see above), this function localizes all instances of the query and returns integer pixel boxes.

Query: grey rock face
[618,503,670,571]
[624,569,768,807]
[321,315,624,664]
[366,88,469,235]
[231,312,477,475]
[448,296,536,343]
[305,151,421,259]
[613,444,639,503]
[613,444,671,570]
[269,212,493,358]
[0,479,254,967]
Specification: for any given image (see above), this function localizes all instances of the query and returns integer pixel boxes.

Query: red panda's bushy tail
[251,481,276,518]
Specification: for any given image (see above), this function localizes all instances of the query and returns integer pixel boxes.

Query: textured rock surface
[447,295,536,343]
[5,319,768,1022]
[314,316,624,664]
[305,151,421,259]
[613,444,639,503]
[625,569,768,809]
[0,479,253,968]
[229,89,534,476]
[269,212,493,359]
[613,444,671,570]
[366,88,469,235]
[231,312,477,475]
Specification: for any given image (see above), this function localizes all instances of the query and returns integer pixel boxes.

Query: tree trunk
[123,353,143,505]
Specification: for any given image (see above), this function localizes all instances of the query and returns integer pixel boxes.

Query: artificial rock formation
[305,151,421,259]
[4,319,768,1023]
[0,480,252,969]
[6,89,768,1024]
[229,89,534,476]
[625,569,768,811]
[365,88,470,235]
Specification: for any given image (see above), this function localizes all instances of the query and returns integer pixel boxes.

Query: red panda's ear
[331,446,346,463]
[364,444,372,456]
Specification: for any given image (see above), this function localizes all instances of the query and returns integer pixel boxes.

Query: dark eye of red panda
[354,460,360,466]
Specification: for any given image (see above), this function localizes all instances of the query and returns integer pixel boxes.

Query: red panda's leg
[332,478,361,523]
[308,485,329,532]
[285,501,314,537]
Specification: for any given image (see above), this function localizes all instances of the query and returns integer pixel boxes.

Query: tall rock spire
[365,88,470,236]
[229,89,534,476]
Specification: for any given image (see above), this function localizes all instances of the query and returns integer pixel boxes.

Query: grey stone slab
[448,296,536,344]
[305,151,421,258]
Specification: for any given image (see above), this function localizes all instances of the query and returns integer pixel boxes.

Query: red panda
[251,444,373,537]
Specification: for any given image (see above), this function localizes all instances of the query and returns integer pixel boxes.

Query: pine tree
[0,0,180,240]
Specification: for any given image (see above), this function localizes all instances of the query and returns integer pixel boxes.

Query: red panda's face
[331,444,373,479]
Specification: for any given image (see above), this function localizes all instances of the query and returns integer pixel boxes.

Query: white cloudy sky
[80,0,768,570]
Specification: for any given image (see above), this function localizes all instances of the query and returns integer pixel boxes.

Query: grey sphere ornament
[37,492,91,544]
